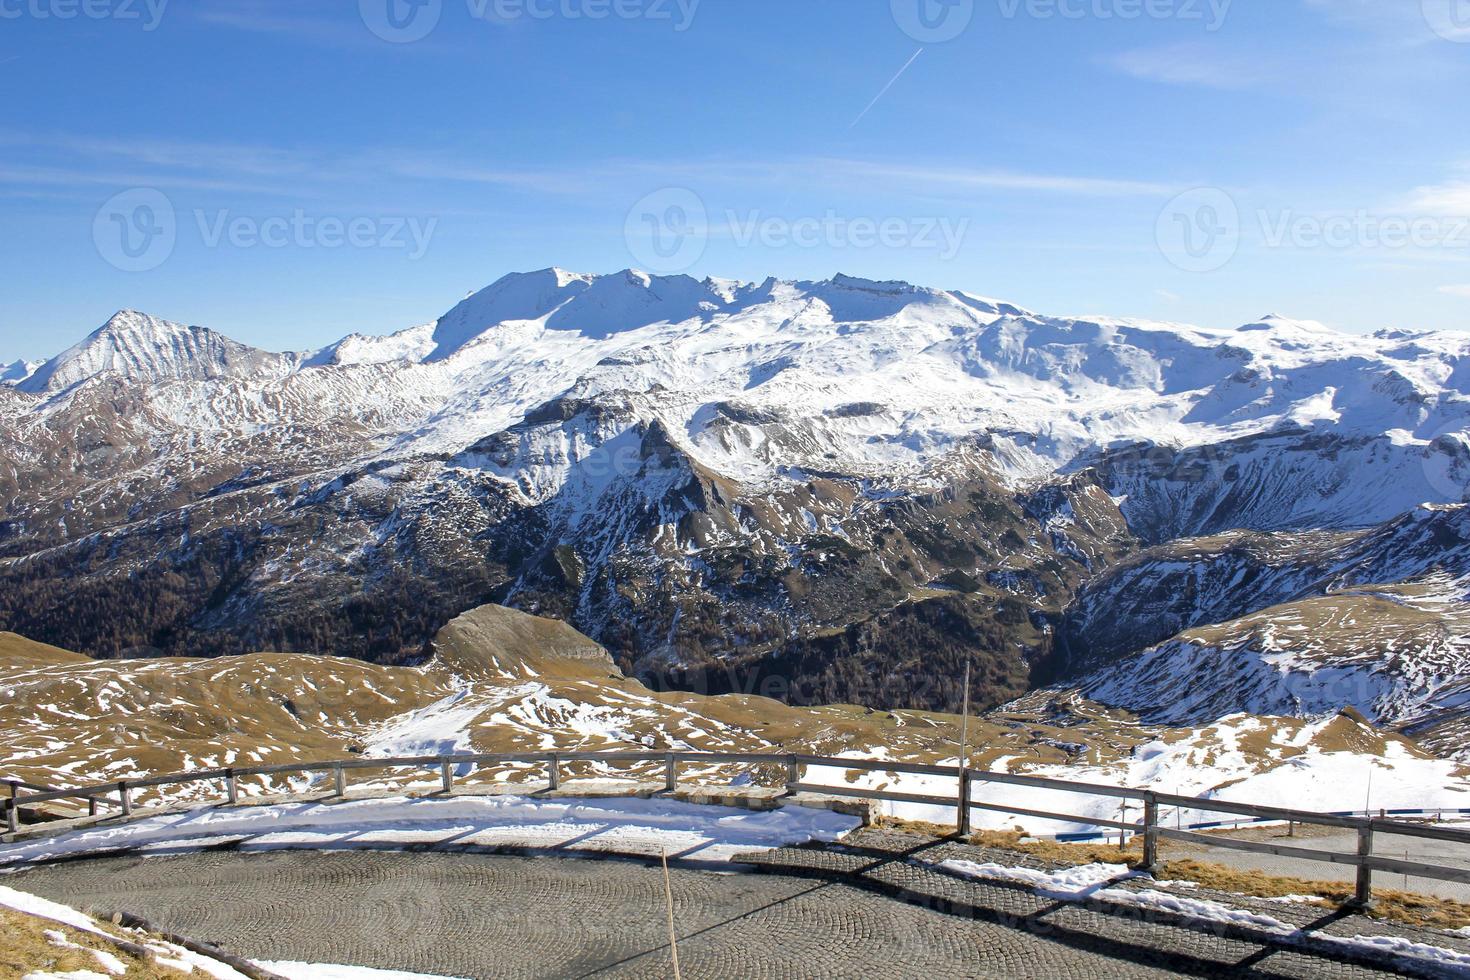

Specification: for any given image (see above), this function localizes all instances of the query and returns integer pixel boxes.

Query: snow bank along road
[0,793,863,867]
[9,829,1470,979]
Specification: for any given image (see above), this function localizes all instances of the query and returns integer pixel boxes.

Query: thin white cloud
[825,160,1176,197]
[0,164,290,196]
[189,0,380,47]
[1440,284,1470,298]
[367,154,601,195]
[0,127,1187,211]
[1409,180,1470,217]
[0,130,316,178]
[1103,44,1261,90]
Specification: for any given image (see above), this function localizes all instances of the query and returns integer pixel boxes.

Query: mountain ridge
[3,268,1468,736]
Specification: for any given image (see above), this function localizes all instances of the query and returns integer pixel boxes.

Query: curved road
[6,840,1443,979]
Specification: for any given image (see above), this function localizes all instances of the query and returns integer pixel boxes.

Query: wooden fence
[7,750,1470,907]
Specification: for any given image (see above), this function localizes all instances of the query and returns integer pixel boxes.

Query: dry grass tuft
[0,906,185,978]
[1158,858,1470,931]
[876,819,1470,931]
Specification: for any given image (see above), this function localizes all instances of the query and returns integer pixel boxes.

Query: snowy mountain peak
[824,273,918,294]
[0,359,38,385]
[1240,314,1336,335]
[425,267,741,361]
[19,310,279,393]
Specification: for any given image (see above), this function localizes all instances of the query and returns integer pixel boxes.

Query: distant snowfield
[808,723,1470,836]
[0,795,861,868]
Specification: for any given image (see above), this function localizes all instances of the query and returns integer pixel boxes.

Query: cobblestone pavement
[7,830,1460,979]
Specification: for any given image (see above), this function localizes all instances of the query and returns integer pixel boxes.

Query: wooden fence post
[119,782,132,817]
[785,757,799,794]
[548,754,561,792]
[1142,793,1159,872]
[440,759,454,795]
[664,754,677,793]
[1355,823,1374,907]
[332,765,345,798]
[5,783,18,834]
[226,770,238,805]
[956,769,971,836]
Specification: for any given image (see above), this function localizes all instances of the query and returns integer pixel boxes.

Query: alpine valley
[6,266,1470,783]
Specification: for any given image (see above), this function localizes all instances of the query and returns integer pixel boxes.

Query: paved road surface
[1168,824,1470,901]
[10,831,1457,979]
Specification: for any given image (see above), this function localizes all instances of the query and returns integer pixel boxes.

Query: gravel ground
[7,829,1464,979]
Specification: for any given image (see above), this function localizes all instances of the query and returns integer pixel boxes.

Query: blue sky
[3,0,1470,360]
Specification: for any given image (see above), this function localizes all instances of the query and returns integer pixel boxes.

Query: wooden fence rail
[6,751,1468,907]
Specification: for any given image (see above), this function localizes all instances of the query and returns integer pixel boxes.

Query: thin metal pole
[958,658,970,834]
[661,849,682,980]
[956,660,972,835]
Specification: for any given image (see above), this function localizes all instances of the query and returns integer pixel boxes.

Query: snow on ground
[0,885,251,979]
[261,964,465,980]
[934,861,1470,977]
[3,881,463,979]
[803,730,1470,837]
[0,795,861,867]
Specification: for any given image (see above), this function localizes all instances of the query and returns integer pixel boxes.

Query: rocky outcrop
[429,603,614,678]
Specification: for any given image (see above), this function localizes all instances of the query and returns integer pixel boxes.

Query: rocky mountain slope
[3,268,1468,721]
[7,608,1467,828]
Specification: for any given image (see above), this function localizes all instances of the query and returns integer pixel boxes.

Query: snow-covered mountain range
[4,268,1469,740]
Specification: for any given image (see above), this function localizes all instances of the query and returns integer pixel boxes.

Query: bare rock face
[429,603,615,678]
